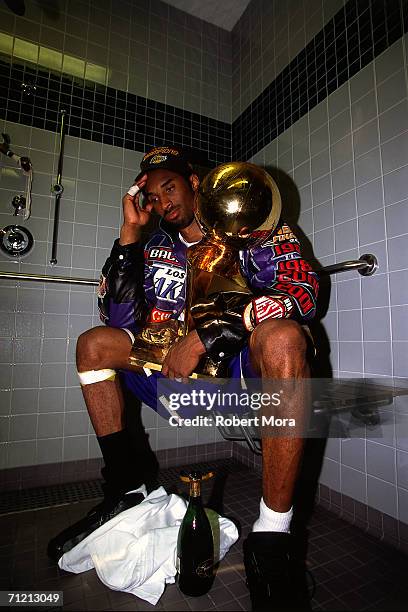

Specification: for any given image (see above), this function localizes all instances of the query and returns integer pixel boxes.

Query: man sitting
[48,146,318,610]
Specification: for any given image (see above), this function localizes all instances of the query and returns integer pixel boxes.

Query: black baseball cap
[138,145,193,178]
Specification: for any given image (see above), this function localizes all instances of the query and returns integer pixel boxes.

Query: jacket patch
[148,307,174,322]
[147,246,182,266]
[153,264,186,302]
[272,231,296,244]
[242,295,293,331]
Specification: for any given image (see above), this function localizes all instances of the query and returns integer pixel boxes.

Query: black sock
[97,430,145,497]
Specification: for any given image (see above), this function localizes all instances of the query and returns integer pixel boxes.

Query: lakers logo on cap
[150,154,168,165]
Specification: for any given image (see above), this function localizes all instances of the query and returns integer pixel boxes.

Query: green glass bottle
[177,470,215,597]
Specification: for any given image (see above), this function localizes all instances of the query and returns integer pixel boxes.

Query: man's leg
[77,326,134,436]
[243,319,312,611]
[76,326,152,496]
[249,319,309,519]
[47,326,156,561]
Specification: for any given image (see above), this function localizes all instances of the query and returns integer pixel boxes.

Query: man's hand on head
[161,330,206,379]
[120,173,152,245]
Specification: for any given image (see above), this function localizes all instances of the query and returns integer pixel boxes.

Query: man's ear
[189,173,200,192]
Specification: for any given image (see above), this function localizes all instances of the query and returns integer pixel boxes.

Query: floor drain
[0,458,247,515]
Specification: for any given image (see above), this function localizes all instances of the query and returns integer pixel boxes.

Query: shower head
[4,0,25,16]
[0,225,33,257]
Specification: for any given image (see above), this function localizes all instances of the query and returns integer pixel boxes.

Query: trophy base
[128,320,182,371]
[127,321,229,380]
[128,344,169,369]
[128,350,228,380]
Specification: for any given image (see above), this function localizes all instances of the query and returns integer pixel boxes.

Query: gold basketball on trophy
[195,162,282,249]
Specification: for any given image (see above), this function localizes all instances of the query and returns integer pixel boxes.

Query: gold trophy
[128,162,282,377]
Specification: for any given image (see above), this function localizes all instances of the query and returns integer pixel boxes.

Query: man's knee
[77,326,133,371]
[76,327,106,370]
[250,319,308,362]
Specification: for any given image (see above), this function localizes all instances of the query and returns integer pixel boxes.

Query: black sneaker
[243,532,312,611]
[47,491,144,562]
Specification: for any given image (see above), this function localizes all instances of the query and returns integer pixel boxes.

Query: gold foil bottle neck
[179,470,214,496]
[190,479,201,497]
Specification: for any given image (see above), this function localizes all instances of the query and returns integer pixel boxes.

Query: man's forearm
[119,223,142,245]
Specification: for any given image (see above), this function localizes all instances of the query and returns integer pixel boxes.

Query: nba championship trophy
[128,162,282,377]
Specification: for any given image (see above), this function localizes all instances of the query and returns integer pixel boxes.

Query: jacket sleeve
[194,221,319,361]
[97,239,148,331]
[244,221,319,322]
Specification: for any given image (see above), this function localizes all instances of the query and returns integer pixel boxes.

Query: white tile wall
[250,35,408,524]
[0,117,227,470]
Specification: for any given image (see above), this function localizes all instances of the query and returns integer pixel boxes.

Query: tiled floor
[1,460,408,611]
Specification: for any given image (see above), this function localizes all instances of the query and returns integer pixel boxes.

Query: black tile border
[1,0,407,166]
[0,58,231,166]
[0,441,233,492]
[0,453,243,515]
[232,0,408,160]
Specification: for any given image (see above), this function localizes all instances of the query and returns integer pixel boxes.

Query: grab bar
[0,270,98,286]
[0,254,378,286]
[319,254,378,276]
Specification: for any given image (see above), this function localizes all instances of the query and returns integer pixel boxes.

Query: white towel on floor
[59,486,239,605]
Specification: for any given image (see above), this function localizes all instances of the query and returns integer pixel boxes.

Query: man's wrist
[119,223,142,245]
[189,330,207,356]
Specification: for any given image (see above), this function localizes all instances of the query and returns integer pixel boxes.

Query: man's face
[144,169,197,229]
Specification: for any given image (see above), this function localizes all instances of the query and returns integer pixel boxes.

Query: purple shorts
[120,345,257,420]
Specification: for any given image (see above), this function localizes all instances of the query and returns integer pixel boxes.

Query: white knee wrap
[78,369,116,385]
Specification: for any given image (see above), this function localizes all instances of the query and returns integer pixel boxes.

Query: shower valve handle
[51,183,64,195]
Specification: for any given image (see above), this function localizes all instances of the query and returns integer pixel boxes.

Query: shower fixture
[11,194,27,216]
[50,109,67,265]
[0,224,33,257]
[0,133,33,219]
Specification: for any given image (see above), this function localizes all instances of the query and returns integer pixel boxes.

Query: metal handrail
[319,253,378,277]
[0,254,378,286]
[0,270,98,286]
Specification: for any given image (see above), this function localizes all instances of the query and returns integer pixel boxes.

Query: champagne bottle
[177,470,215,597]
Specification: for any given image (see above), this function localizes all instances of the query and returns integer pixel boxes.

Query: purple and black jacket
[98,218,319,361]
